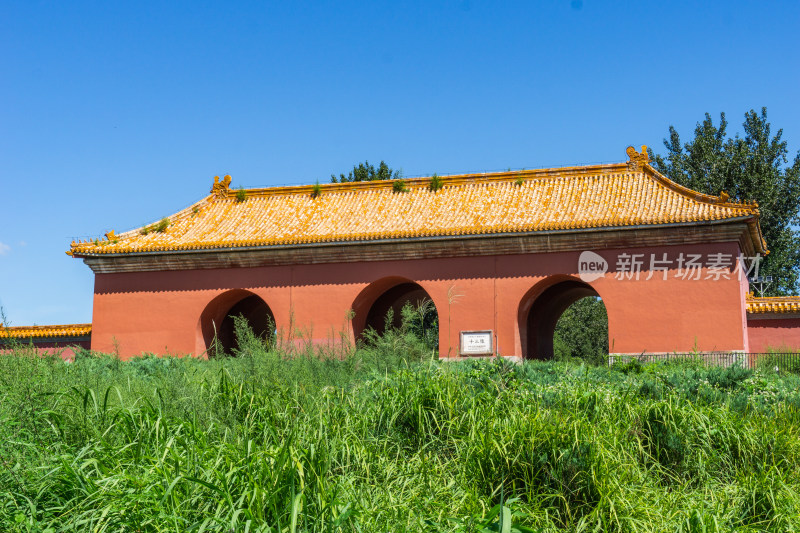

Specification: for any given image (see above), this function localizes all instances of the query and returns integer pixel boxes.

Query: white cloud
[0,242,10,255]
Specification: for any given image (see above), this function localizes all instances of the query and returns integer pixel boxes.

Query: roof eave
[71,216,760,259]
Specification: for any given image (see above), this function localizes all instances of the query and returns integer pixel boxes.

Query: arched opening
[199,290,275,356]
[352,279,439,350]
[552,296,608,363]
[520,277,608,361]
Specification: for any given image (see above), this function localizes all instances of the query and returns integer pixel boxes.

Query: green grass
[2,332,800,531]
[140,218,170,235]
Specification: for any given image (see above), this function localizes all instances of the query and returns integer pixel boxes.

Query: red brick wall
[747,317,800,353]
[89,241,749,359]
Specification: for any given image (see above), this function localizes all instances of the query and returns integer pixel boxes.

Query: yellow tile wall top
[747,295,800,315]
[0,324,92,339]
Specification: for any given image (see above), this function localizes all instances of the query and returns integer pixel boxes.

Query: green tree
[649,108,800,295]
[331,160,401,183]
[553,297,608,365]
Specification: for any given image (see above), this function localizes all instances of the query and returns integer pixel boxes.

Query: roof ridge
[747,294,800,302]
[207,163,632,199]
[642,163,759,210]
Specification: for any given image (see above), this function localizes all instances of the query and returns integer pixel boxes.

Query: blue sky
[1,0,799,326]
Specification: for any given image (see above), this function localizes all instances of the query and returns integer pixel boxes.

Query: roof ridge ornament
[626,145,649,171]
[211,175,232,198]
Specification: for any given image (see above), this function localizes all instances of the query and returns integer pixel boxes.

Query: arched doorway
[199,290,275,356]
[352,278,439,350]
[519,277,608,360]
[551,296,608,363]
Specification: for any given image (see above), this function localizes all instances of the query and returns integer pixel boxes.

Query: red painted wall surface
[747,317,800,353]
[0,340,90,360]
[90,242,749,359]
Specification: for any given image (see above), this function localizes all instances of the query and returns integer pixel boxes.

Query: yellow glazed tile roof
[69,147,766,257]
[0,324,92,339]
[746,295,800,315]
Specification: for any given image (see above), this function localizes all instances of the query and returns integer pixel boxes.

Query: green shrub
[235,186,247,202]
[614,357,643,374]
[140,218,169,235]
[429,173,443,192]
[638,377,666,400]
[706,364,752,389]
[552,297,608,364]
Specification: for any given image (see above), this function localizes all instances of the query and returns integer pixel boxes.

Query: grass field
[2,326,800,532]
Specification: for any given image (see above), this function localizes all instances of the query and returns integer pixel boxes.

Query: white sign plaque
[460,330,494,356]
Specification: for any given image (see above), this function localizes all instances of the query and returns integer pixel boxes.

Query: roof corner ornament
[626,145,649,171]
[718,191,730,204]
[211,175,232,198]
[104,230,116,241]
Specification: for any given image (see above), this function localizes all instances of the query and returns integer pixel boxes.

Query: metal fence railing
[608,352,800,371]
